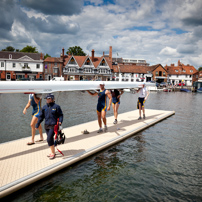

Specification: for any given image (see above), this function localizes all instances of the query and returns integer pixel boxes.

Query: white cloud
[159,47,180,57]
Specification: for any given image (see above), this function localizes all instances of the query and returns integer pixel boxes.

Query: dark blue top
[30,95,41,115]
[35,102,63,128]
[98,89,107,105]
[111,89,120,103]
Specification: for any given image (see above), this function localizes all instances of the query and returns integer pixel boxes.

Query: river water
[0,91,202,202]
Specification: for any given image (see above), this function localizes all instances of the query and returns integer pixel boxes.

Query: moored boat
[163,88,171,92]
[197,87,202,93]
[180,88,191,93]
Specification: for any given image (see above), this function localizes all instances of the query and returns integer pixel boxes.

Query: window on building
[54,62,57,66]
[84,68,92,73]
[1,62,4,67]
[190,70,193,73]
[69,68,75,72]
[24,63,28,68]
[45,69,47,73]
[36,64,40,69]
[163,72,165,76]
[190,75,192,78]
[54,68,58,73]
[99,69,107,74]
[9,54,12,59]
[69,58,76,64]
[175,70,178,72]
[196,75,198,78]
[100,59,106,66]
[183,70,186,72]
[13,63,16,68]
[85,59,90,65]
[155,71,158,76]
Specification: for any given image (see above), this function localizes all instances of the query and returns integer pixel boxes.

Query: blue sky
[0,0,202,68]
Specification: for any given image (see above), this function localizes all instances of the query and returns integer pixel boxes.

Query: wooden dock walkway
[0,109,175,198]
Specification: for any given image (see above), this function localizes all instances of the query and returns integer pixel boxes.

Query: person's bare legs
[142,106,145,118]
[38,124,43,140]
[112,103,116,119]
[101,110,107,126]
[30,116,38,143]
[115,103,119,120]
[97,111,102,128]
[50,145,55,155]
[139,103,142,117]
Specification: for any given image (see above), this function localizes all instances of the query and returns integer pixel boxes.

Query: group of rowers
[23,82,149,160]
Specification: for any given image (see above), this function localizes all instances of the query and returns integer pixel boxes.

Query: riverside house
[165,60,197,86]
[0,51,43,81]
[111,63,167,83]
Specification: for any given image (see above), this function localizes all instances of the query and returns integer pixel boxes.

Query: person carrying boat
[35,93,63,160]
[110,89,124,124]
[137,83,149,120]
[87,82,112,133]
[23,94,44,145]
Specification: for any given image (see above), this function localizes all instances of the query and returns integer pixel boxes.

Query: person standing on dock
[137,83,149,120]
[87,82,112,133]
[23,94,44,145]
[35,93,63,160]
[110,89,124,124]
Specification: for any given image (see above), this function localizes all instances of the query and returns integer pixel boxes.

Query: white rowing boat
[0,81,155,94]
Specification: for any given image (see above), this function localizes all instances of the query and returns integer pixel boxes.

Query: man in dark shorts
[35,93,63,159]
[111,89,124,124]
[87,82,112,133]
[137,83,149,120]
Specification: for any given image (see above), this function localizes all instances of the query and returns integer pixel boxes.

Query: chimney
[62,48,65,67]
[92,49,95,62]
[40,52,43,60]
[103,51,105,56]
[62,48,64,58]
[178,60,181,66]
[109,46,112,61]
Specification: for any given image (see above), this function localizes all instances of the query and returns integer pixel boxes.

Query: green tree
[66,46,86,56]
[198,67,202,71]
[44,53,51,59]
[20,45,38,53]
[1,46,15,52]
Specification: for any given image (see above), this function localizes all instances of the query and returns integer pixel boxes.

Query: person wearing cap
[137,83,149,120]
[35,93,63,159]
[87,82,112,133]
[23,94,44,145]
[110,89,124,124]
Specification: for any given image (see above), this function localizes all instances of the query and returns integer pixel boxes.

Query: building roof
[63,55,112,69]
[112,64,166,74]
[44,57,62,62]
[0,51,43,60]
[165,64,197,75]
